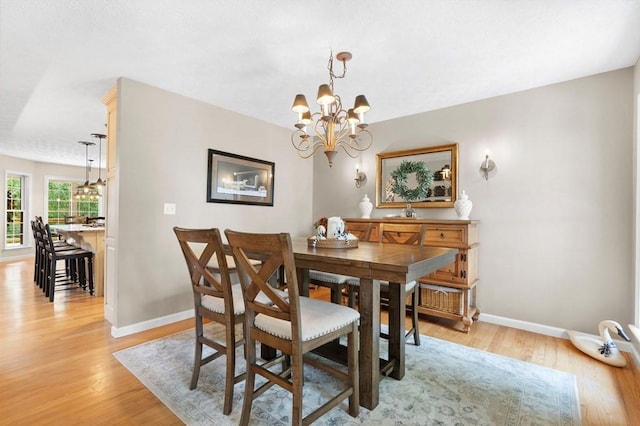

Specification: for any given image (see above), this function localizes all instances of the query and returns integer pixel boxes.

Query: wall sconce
[354,168,367,188]
[480,154,496,180]
[440,164,451,180]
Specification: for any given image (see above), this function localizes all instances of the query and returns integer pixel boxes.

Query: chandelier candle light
[291,51,373,167]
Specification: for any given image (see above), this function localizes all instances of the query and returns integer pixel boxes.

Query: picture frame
[206,149,275,206]
[376,143,458,209]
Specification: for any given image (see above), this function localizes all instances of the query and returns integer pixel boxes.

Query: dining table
[289,237,458,410]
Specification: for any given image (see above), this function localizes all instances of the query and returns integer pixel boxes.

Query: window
[48,181,73,224]
[5,173,28,248]
[46,179,101,224]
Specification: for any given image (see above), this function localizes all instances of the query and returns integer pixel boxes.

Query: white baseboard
[630,345,640,371]
[479,313,568,338]
[110,309,193,338]
[627,324,640,369]
[480,313,640,369]
[0,253,34,263]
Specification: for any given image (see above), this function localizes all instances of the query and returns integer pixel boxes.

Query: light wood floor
[2,258,639,425]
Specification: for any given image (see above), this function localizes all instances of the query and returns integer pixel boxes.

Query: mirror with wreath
[376,143,458,209]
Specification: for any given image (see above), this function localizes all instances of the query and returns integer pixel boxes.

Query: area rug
[113,323,582,425]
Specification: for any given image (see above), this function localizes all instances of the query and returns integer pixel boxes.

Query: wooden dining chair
[173,227,246,415]
[344,221,373,241]
[347,222,427,346]
[308,221,373,305]
[225,229,360,426]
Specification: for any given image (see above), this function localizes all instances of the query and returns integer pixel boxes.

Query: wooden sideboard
[344,218,480,332]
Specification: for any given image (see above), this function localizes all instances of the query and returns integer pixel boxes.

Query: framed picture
[207,149,275,206]
[376,143,458,209]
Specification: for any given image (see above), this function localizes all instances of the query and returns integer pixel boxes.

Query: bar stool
[33,219,78,290]
[43,224,94,301]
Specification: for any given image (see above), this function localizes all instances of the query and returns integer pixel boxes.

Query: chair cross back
[175,228,231,302]
[228,232,294,322]
[345,222,373,241]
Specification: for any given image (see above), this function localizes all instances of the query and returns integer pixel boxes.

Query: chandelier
[75,140,100,200]
[291,51,372,167]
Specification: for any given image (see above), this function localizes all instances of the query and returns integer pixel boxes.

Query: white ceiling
[1,0,640,167]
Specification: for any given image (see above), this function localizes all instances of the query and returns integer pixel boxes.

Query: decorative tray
[307,236,359,249]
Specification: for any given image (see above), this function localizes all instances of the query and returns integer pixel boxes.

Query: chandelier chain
[327,51,348,92]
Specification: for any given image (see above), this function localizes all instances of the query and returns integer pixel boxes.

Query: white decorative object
[567,320,631,367]
[454,190,472,220]
[403,203,416,218]
[358,194,373,218]
[326,216,345,238]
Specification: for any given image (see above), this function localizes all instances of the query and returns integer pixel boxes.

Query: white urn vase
[454,190,472,220]
[358,194,373,219]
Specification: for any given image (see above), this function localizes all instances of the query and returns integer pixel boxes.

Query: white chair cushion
[255,296,360,342]
[346,278,416,292]
[201,283,288,315]
[345,277,360,287]
[309,270,351,284]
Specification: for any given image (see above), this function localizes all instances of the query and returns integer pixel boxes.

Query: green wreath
[390,160,433,201]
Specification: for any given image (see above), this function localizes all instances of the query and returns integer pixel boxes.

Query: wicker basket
[420,284,463,315]
[307,236,359,249]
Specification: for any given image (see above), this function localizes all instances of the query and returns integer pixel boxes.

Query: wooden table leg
[387,281,406,380]
[298,267,309,296]
[358,277,380,409]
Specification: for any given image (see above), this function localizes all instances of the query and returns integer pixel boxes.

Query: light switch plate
[163,203,176,215]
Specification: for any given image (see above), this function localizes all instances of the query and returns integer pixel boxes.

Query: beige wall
[633,57,640,352]
[112,78,312,328]
[0,154,86,261]
[313,68,634,334]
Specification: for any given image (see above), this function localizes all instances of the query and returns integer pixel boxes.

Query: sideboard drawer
[424,225,466,246]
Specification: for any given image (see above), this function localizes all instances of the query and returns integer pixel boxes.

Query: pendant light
[76,141,100,200]
[90,133,106,190]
